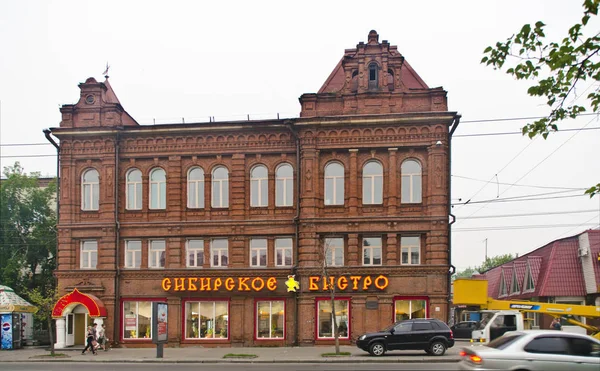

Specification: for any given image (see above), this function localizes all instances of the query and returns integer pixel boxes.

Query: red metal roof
[483,230,595,299]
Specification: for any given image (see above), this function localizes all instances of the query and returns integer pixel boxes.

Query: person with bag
[550,318,562,330]
[81,326,97,355]
[98,323,109,351]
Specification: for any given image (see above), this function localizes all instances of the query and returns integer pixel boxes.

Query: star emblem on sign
[285,275,300,292]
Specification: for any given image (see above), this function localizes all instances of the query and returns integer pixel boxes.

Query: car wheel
[429,341,446,356]
[368,342,386,357]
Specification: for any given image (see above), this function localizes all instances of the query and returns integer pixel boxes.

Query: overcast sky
[1,0,599,271]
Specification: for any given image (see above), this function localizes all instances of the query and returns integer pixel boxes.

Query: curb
[3,357,462,364]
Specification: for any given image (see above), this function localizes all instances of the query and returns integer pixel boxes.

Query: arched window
[250,165,268,207]
[187,167,205,209]
[126,169,142,210]
[276,163,293,207]
[362,161,383,205]
[368,63,378,90]
[212,166,229,208]
[149,168,166,209]
[401,160,422,203]
[81,169,99,210]
[324,162,344,206]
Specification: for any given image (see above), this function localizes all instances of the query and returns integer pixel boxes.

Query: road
[2,362,460,371]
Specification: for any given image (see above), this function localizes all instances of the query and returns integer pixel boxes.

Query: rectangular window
[325,238,344,266]
[250,239,267,267]
[211,239,228,267]
[401,236,420,265]
[256,300,285,339]
[187,239,204,268]
[127,182,142,210]
[125,241,141,269]
[149,240,166,268]
[275,238,292,267]
[80,240,97,269]
[362,237,382,266]
[185,301,228,339]
[395,298,427,321]
[317,299,349,339]
[123,301,154,339]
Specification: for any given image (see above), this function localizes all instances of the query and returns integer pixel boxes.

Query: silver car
[458,330,600,371]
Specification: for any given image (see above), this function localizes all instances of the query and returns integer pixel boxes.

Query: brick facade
[50,31,459,347]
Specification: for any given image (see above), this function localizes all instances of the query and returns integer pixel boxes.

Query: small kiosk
[0,285,37,350]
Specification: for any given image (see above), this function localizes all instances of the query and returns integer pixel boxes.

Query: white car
[459,329,600,371]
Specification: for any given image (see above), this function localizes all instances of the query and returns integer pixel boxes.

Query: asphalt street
[1,362,460,371]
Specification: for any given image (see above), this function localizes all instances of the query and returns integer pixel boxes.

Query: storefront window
[256,300,285,339]
[394,298,427,322]
[317,299,349,339]
[123,301,153,339]
[185,301,228,339]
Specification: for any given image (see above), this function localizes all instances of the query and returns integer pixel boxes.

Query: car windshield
[477,312,496,330]
[487,334,524,350]
[382,323,399,332]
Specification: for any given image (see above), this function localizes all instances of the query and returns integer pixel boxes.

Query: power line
[452,174,586,191]
[459,112,599,124]
[453,222,599,232]
[453,126,600,137]
[452,193,587,206]
[458,209,599,220]
[0,154,56,158]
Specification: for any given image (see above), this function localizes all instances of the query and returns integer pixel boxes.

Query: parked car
[451,321,478,339]
[458,330,600,370]
[356,318,455,356]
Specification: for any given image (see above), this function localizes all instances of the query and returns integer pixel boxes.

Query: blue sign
[1,314,13,350]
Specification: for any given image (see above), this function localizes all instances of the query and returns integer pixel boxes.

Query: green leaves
[482,0,599,197]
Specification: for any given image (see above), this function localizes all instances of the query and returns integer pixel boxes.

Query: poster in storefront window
[152,302,168,344]
[125,314,137,331]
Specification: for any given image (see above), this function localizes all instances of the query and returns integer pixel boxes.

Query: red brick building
[49,31,459,348]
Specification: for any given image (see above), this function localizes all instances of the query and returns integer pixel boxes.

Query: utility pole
[484,238,488,261]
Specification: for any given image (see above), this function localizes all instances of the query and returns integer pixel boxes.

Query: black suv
[356,318,455,356]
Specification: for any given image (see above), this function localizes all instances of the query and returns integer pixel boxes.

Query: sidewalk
[0,342,468,363]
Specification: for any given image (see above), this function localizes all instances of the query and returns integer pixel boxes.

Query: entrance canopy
[0,285,36,313]
[52,288,107,318]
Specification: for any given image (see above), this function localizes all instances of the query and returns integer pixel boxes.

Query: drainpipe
[285,120,301,346]
[113,131,121,345]
[43,129,60,292]
[447,114,461,321]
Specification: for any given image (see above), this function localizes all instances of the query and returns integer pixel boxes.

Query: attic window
[368,63,378,90]
[524,266,535,292]
[510,270,520,294]
[499,273,507,297]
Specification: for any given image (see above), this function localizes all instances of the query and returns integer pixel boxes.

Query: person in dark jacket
[550,318,562,330]
[82,325,97,355]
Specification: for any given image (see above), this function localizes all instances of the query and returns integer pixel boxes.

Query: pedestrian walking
[98,323,109,351]
[81,325,97,355]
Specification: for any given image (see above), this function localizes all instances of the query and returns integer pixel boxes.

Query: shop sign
[161,277,279,293]
[308,275,389,291]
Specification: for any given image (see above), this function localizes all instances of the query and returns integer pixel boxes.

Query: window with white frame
[125,240,142,269]
[362,161,383,204]
[317,299,349,339]
[524,265,535,292]
[250,238,267,267]
[123,301,155,339]
[80,241,97,269]
[149,240,166,268]
[499,272,508,297]
[401,160,422,203]
[211,166,229,208]
[510,270,520,294]
[251,165,268,207]
[324,162,344,205]
[275,238,292,267]
[401,236,420,265]
[394,298,427,321]
[362,237,382,266]
[276,164,293,207]
[126,169,142,210]
[187,167,205,209]
[211,239,228,267]
[187,239,204,268]
[257,300,285,339]
[324,237,344,267]
[185,301,228,339]
[81,169,99,210]
[149,168,166,209]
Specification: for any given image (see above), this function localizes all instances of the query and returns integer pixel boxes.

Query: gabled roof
[483,230,594,299]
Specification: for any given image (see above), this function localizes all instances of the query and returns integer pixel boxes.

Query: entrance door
[74,314,86,345]
[66,314,74,346]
